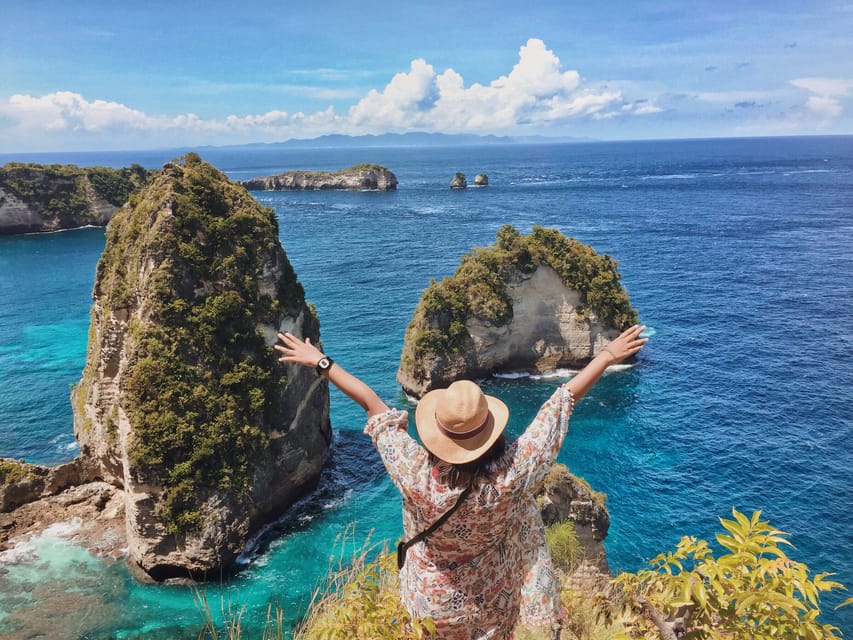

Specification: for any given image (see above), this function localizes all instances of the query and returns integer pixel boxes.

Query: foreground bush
[198,510,848,639]
[614,509,849,639]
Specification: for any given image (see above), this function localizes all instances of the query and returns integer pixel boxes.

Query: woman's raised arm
[567,324,649,402]
[275,332,389,417]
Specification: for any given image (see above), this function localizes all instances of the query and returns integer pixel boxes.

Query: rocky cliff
[71,153,331,579]
[538,463,610,578]
[0,163,154,234]
[397,225,638,397]
[240,163,397,191]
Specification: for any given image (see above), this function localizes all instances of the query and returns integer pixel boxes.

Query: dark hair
[428,435,507,489]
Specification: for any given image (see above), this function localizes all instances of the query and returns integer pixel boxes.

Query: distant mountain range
[202,132,595,150]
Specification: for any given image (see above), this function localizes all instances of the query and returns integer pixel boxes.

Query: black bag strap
[397,484,473,570]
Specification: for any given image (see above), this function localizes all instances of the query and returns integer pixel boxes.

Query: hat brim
[415,387,509,465]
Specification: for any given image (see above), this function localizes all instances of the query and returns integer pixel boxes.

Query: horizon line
[1,131,851,158]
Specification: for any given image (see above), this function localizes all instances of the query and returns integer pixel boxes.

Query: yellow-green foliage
[89,153,308,532]
[295,548,435,640]
[0,162,154,217]
[614,508,849,639]
[401,224,638,371]
[196,510,848,640]
[546,520,582,571]
[0,459,32,484]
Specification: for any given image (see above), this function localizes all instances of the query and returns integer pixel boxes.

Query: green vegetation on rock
[88,153,308,532]
[0,459,32,484]
[0,162,155,218]
[337,163,389,173]
[402,224,638,370]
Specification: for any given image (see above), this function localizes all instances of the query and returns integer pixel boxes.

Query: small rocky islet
[239,162,398,191]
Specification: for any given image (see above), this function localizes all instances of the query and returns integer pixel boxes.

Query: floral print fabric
[364,384,574,639]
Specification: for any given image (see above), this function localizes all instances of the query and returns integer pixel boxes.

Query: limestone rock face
[72,154,331,579]
[397,225,637,397]
[538,463,610,574]
[450,172,467,189]
[473,174,489,186]
[240,163,397,191]
[0,457,99,513]
[0,163,153,234]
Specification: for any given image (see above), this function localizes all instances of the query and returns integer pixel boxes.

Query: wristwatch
[315,356,334,376]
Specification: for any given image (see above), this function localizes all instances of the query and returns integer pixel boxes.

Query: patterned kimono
[364,384,574,639]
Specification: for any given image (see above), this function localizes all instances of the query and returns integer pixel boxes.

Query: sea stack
[473,174,489,186]
[450,172,467,189]
[73,153,330,580]
[397,224,638,397]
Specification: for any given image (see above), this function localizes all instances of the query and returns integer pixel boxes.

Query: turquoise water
[0,138,851,637]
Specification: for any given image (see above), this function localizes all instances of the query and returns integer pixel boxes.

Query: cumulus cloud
[0,39,660,148]
[790,76,853,122]
[4,91,155,132]
[344,39,637,132]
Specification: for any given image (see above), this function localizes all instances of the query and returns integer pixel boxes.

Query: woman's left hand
[602,324,649,364]
[275,332,325,368]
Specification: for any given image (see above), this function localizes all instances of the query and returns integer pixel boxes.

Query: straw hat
[415,380,509,464]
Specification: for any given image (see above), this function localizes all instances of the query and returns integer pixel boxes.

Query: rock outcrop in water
[72,153,331,579]
[0,163,155,234]
[450,172,467,189]
[240,163,397,191]
[473,173,489,186]
[397,225,638,397]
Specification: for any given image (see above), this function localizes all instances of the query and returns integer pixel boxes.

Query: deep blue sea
[0,137,851,638]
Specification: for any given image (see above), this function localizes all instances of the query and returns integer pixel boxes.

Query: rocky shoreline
[1,458,610,588]
[0,458,126,562]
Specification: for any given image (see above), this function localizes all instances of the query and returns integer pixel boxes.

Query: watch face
[318,357,330,370]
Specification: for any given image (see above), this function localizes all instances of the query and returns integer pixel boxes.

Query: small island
[240,163,397,191]
[397,224,638,397]
[0,162,155,234]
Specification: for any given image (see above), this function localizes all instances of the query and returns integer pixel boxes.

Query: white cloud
[344,39,645,133]
[0,39,662,149]
[790,77,853,97]
[695,90,780,104]
[789,76,853,123]
[4,91,154,132]
[805,95,842,119]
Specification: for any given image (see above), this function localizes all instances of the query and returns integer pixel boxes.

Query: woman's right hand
[275,332,325,368]
[601,325,649,364]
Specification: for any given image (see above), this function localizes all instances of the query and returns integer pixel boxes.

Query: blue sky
[1,0,852,151]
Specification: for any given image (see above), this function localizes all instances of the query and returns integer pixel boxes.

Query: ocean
[0,137,851,638]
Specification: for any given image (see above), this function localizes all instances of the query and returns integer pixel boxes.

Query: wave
[22,224,103,236]
[639,173,698,181]
[494,363,634,380]
[0,518,83,565]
